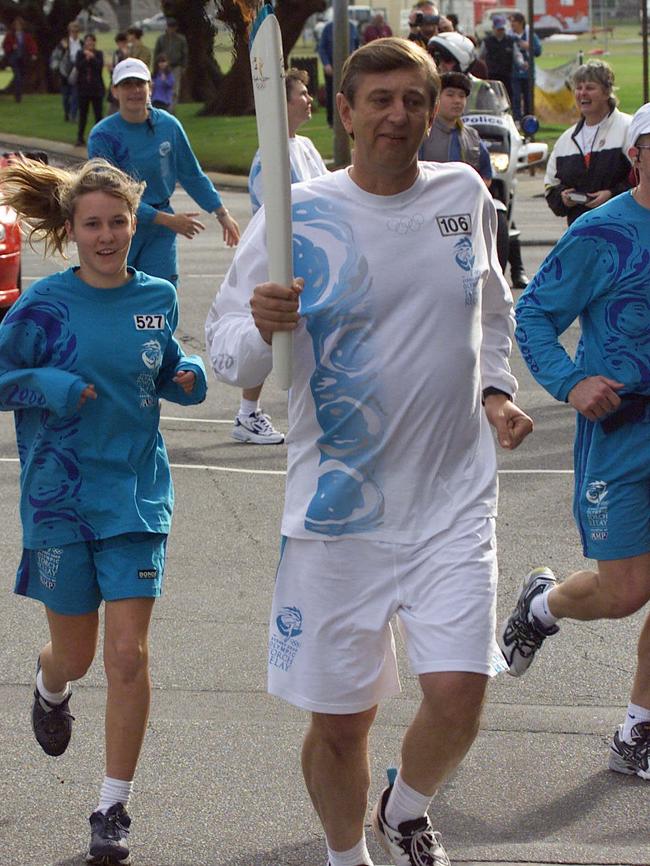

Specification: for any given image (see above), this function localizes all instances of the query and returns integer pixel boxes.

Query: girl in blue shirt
[0,156,207,864]
[88,57,240,287]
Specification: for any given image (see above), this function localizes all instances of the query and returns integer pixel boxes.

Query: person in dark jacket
[75,33,105,147]
[544,60,632,225]
[479,15,524,105]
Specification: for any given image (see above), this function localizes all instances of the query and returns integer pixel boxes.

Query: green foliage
[0,23,645,172]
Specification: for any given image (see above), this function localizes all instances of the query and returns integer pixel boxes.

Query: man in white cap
[499,102,650,780]
[88,58,239,287]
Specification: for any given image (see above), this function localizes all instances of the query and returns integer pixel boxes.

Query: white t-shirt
[206,162,517,542]
[248,135,328,214]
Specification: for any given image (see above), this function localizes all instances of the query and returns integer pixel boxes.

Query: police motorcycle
[427,33,548,267]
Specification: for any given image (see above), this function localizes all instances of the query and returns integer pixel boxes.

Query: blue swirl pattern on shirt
[5,300,95,539]
[292,197,385,536]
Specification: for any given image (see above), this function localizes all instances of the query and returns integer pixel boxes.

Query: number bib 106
[436,214,472,236]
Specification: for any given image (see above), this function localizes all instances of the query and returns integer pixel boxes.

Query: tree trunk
[161,0,223,103]
[105,0,133,32]
[201,0,326,116]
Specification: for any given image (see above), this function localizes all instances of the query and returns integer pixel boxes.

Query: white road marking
[0,456,573,477]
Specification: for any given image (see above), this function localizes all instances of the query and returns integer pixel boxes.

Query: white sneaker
[371,786,450,866]
[609,722,650,779]
[231,410,285,445]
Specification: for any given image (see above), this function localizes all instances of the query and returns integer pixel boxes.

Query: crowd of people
[1,6,649,866]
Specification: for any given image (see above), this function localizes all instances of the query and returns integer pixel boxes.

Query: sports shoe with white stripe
[231,410,285,444]
[372,785,450,866]
[497,567,560,677]
[609,721,650,779]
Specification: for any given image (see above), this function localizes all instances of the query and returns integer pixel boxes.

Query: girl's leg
[103,597,155,781]
[40,607,99,691]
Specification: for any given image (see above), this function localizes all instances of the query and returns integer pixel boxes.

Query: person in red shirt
[2,16,37,103]
[362,12,393,43]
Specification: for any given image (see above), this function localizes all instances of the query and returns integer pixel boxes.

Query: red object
[0,156,22,316]
[2,29,38,60]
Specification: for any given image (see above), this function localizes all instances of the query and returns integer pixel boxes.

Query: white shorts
[268,516,501,714]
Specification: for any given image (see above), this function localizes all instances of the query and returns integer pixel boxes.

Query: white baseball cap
[626,103,650,152]
[112,58,151,86]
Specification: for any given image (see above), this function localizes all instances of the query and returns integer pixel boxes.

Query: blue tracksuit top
[0,267,207,548]
[87,108,223,225]
[515,192,650,403]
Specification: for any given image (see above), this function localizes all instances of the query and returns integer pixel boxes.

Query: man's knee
[309,707,377,754]
[419,671,488,725]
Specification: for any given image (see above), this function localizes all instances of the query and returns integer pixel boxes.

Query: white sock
[621,702,650,742]
[97,776,133,814]
[36,668,70,707]
[384,770,432,829]
[326,837,373,866]
[529,588,559,628]
[238,398,258,417]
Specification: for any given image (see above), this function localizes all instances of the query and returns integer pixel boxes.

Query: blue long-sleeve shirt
[515,192,650,403]
[317,20,359,67]
[0,267,206,548]
[87,108,222,225]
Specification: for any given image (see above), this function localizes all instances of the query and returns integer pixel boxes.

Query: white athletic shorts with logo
[268,516,503,714]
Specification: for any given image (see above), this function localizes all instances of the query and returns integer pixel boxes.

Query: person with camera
[544,60,632,225]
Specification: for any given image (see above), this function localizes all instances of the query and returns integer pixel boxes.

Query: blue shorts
[128,220,178,286]
[574,412,650,561]
[14,532,168,615]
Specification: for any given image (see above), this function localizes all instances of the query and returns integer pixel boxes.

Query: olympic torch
[249,2,293,390]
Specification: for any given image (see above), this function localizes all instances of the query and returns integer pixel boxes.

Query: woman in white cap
[499,103,650,783]
[88,57,240,287]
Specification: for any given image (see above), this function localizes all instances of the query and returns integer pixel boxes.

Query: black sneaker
[31,658,74,757]
[371,785,450,866]
[609,721,650,780]
[86,803,132,864]
[497,567,559,677]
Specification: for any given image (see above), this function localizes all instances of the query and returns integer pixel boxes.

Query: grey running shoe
[86,803,131,864]
[232,410,285,444]
[609,722,650,780]
[31,657,74,757]
[497,567,559,677]
[371,786,450,866]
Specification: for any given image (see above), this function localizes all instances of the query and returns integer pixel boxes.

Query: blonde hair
[0,157,144,257]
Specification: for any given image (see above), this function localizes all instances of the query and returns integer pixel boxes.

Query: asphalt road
[0,150,647,866]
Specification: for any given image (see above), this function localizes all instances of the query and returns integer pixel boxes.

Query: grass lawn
[0,22,644,173]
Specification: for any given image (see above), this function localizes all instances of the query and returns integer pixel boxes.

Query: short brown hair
[285,67,309,100]
[571,60,617,110]
[340,37,439,107]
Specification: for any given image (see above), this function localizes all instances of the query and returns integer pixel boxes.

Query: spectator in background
[447,13,460,32]
[235,68,328,446]
[107,32,129,115]
[153,17,188,113]
[509,12,541,121]
[362,12,392,43]
[74,33,105,148]
[479,15,525,105]
[407,3,440,48]
[544,60,632,225]
[65,20,83,121]
[317,18,359,127]
[2,16,37,103]
[126,27,152,70]
[151,54,174,111]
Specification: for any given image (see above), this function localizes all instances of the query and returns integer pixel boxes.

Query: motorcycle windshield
[465,78,511,115]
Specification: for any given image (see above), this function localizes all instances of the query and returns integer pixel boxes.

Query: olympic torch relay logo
[269,606,303,672]
[251,55,269,90]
